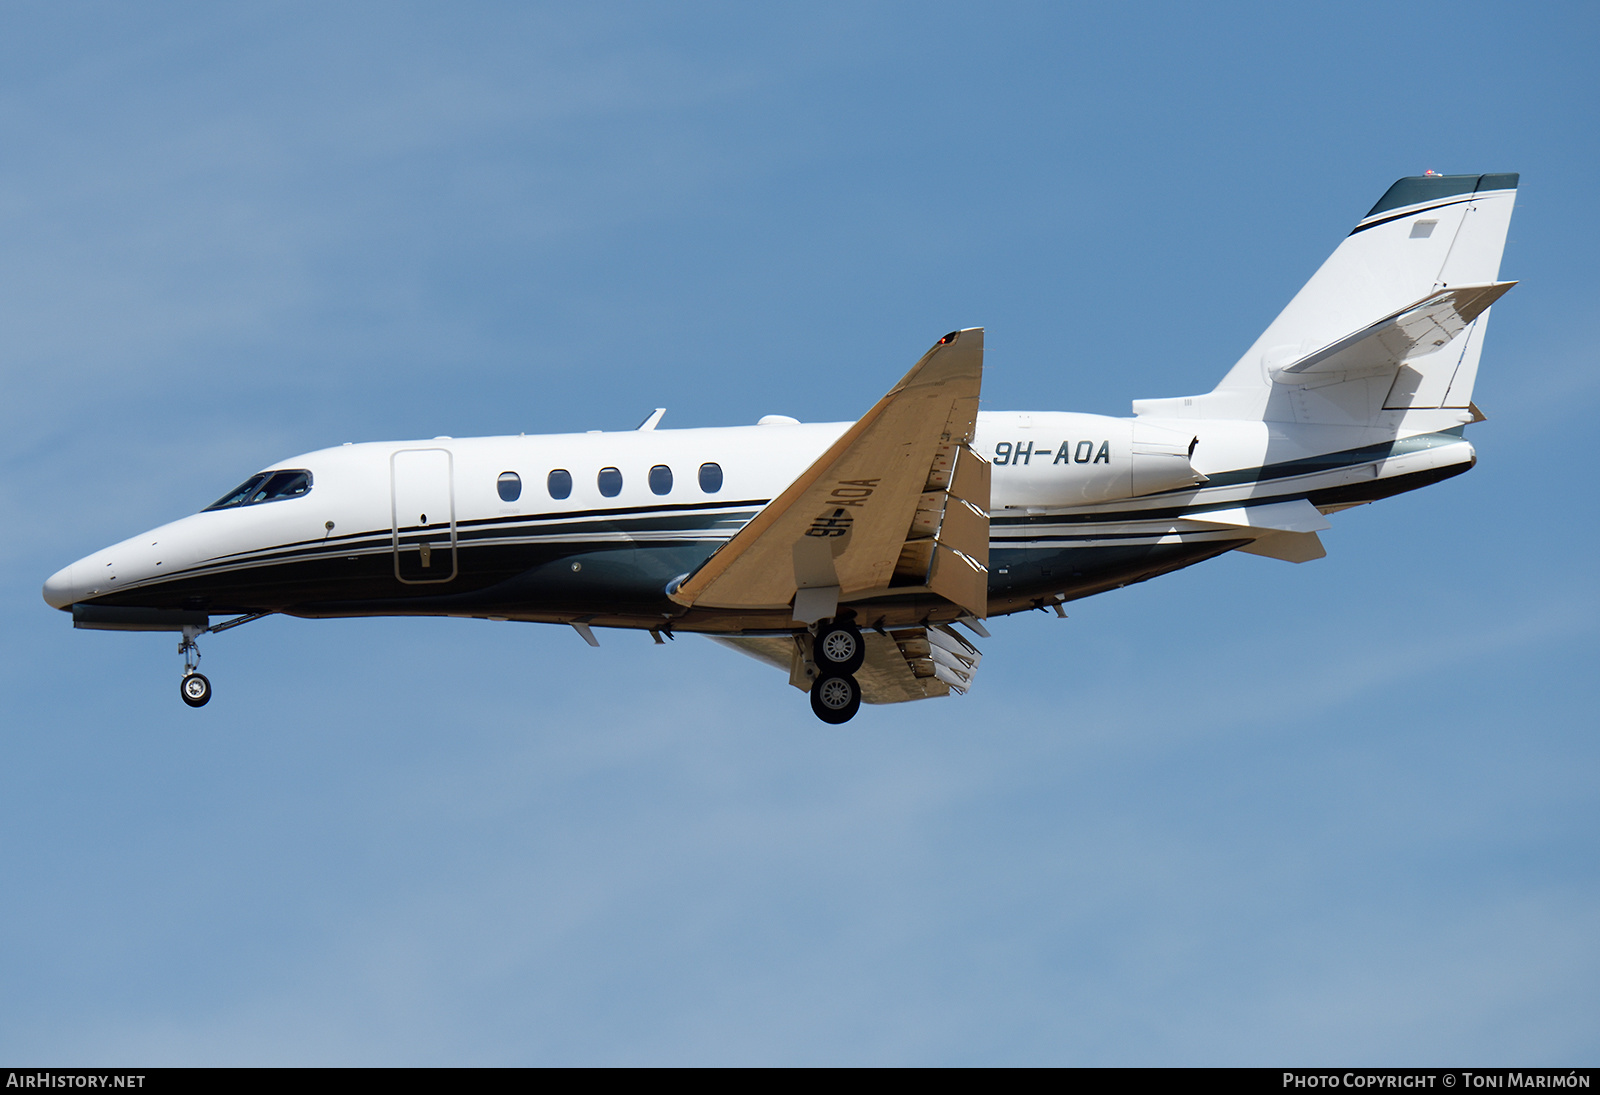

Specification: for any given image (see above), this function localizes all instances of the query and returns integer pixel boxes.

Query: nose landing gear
[172,611,272,708]
[178,625,211,708]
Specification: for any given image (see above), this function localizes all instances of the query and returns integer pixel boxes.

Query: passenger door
[391,448,457,584]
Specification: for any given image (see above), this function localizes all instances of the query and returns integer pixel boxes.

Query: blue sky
[3,0,1597,1065]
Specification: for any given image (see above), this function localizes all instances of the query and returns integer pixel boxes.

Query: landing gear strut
[178,625,211,708]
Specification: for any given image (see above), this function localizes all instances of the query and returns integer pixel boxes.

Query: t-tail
[1134,172,1518,432]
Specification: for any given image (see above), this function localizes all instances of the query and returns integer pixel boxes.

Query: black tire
[180,672,212,708]
[813,621,865,674]
[809,673,861,724]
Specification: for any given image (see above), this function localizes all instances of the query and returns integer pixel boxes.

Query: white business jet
[43,173,1518,722]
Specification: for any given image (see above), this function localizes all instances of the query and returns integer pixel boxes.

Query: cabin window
[698,462,723,493]
[547,469,572,500]
[497,471,522,502]
[204,470,313,511]
[649,465,673,495]
[597,467,623,497]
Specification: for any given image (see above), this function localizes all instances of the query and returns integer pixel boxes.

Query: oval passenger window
[497,471,522,502]
[698,462,723,493]
[648,465,672,496]
[597,467,623,498]
[548,469,572,500]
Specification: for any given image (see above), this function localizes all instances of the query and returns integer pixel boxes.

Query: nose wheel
[180,672,212,707]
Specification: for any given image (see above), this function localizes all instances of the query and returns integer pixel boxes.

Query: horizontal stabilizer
[1277,282,1515,379]
[1235,531,1327,563]
[1185,498,1330,534]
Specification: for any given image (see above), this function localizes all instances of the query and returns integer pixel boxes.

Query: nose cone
[43,562,81,610]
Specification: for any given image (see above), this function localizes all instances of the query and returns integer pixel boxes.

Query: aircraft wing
[1276,281,1516,378]
[670,329,991,623]
[712,623,982,705]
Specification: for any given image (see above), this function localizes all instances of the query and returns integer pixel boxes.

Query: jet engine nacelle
[984,412,1205,509]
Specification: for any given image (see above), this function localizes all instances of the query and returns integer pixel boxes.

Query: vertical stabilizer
[1134,174,1517,425]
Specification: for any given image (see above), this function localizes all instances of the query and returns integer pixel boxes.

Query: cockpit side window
[204,470,313,511]
[253,471,312,503]
[206,474,270,511]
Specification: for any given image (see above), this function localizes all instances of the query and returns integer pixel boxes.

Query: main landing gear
[808,618,864,724]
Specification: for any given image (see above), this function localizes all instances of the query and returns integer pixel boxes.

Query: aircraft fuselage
[44,410,1473,634]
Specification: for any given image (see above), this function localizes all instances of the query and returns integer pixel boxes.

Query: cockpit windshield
[204,470,313,511]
